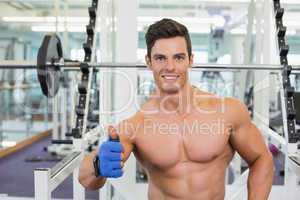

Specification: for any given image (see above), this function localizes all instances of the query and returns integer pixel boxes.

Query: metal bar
[0,60,36,69]
[1,60,300,71]
[49,151,82,192]
[82,125,104,144]
[51,139,73,144]
[257,122,287,154]
[73,165,85,200]
[61,87,67,141]
[81,0,101,136]
[50,151,81,178]
[88,63,289,70]
[225,169,249,200]
[288,155,300,176]
[0,84,40,90]
[34,168,51,200]
[52,92,59,141]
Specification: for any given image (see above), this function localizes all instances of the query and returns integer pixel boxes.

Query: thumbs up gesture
[97,126,124,178]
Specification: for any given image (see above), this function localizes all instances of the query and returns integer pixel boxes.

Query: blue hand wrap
[98,138,123,178]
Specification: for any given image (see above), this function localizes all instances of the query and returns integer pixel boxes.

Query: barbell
[0,33,299,97]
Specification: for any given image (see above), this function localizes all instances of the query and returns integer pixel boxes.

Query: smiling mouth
[161,74,180,80]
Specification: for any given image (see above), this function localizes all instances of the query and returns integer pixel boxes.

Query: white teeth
[162,75,178,80]
[165,76,176,80]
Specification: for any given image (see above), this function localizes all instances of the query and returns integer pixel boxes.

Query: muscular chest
[134,114,232,170]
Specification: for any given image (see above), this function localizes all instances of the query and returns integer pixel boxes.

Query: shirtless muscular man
[79,18,274,200]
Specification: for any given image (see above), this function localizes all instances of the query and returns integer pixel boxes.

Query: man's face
[146,36,193,94]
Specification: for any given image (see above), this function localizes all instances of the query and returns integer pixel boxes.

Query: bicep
[228,98,270,165]
[230,122,269,165]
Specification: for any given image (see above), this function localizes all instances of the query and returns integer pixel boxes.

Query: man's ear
[189,54,194,68]
[145,55,152,69]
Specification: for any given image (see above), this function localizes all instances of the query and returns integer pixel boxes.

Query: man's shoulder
[223,97,248,113]
[193,90,249,118]
[222,97,251,128]
[192,87,248,113]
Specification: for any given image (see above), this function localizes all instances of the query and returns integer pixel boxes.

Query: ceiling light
[2,16,90,23]
[31,25,86,32]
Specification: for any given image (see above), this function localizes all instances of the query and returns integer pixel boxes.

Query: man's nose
[166,59,175,71]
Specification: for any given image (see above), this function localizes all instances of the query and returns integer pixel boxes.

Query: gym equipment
[37,34,63,98]
[272,0,297,143]
[1,57,299,97]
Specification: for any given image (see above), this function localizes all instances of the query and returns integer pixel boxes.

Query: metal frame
[34,151,82,200]
[78,0,100,136]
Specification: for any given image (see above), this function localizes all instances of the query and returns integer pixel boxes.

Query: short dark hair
[145,18,192,59]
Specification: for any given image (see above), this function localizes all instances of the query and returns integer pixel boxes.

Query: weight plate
[37,34,63,97]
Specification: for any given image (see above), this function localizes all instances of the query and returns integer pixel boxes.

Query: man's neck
[155,83,195,116]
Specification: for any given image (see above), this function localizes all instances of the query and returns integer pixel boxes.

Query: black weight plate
[37,34,63,97]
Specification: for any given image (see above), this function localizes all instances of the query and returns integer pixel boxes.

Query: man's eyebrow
[173,53,187,57]
[153,54,166,58]
[153,53,187,57]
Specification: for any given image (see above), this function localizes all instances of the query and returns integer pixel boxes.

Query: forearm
[247,154,274,200]
[78,151,107,190]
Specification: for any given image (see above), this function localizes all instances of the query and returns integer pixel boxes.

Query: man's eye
[175,56,184,61]
[156,57,165,61]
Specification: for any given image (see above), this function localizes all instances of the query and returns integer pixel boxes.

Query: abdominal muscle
[146,157,229,200]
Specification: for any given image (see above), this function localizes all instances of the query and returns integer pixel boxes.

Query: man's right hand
[98,126,124,178]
